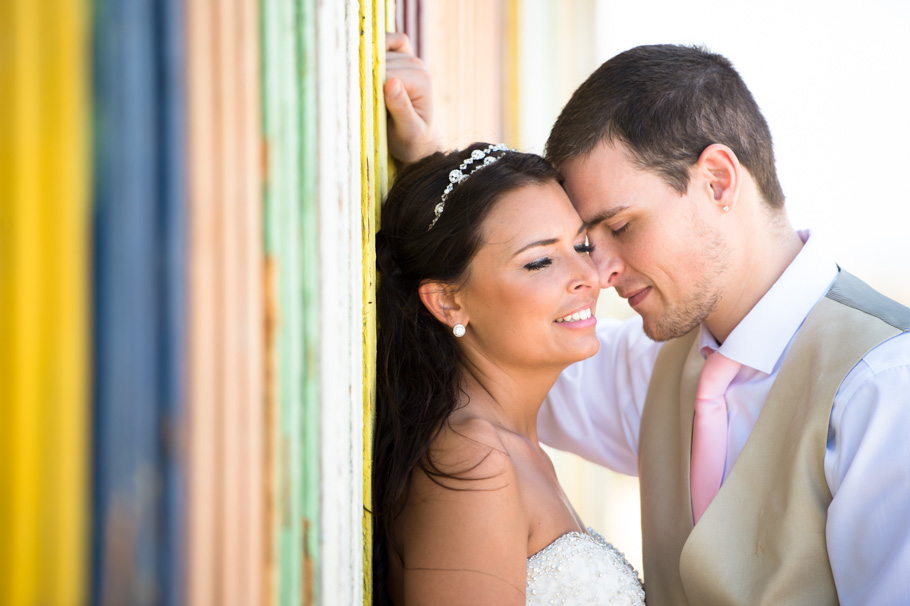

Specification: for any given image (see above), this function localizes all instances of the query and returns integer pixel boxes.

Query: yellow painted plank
[0,1,90,604]
[503,0,522,146]
[361,1,391,603]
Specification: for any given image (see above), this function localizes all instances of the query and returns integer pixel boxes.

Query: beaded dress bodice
[526,528,645,605]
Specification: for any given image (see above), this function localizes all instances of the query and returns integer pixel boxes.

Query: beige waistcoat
[639,271,910,606]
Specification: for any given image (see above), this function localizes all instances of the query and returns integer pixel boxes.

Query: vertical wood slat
[216,2,241,602]
[317,0,364,604]
[237,1,266,604]
[359,1,378,603]
[217,1,240,602]
[396,0,422,59]
[262,0,306,603]
[503,0,522,146]
[156,2,189,604]
[186,0,219,602]
[93,8,159,598]
[363,2,395,603]
[421,0,505,149]
[91,0,186,603]
[300,0,322,604]
[187,1,264,604]
[0,2,90,604]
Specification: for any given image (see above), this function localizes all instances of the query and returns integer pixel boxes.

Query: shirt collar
[698,229,839,373]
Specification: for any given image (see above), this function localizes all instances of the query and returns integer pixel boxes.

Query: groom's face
[560,140,729,342]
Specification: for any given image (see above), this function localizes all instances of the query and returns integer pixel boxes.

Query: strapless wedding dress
[526,528,645,605]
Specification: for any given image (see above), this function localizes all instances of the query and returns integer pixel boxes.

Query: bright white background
[517,0,910,576]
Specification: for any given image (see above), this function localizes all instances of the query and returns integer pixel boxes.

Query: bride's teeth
[557,308,592,323]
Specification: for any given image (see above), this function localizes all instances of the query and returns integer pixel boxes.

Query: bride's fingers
[384,77,421,134]
[385,52,433,125]
[386,31,414,55]
[384,31,442,162]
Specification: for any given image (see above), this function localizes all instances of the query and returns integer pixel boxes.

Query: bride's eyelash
[524,257,553,271]
[525,242,594,271]
[575,243,595,254]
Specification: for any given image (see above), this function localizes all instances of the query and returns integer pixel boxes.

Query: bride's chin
[574,336,601,362]
[554,344,600,368]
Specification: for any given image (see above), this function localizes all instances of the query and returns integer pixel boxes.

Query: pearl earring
[453,323,466,338]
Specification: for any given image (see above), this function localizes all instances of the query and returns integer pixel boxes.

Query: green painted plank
[262,0,306,602]
[299,0,321,604]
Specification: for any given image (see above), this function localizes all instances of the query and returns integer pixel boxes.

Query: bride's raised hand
[385,32,444,164]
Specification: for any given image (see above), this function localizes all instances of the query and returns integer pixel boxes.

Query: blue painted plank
[91,0,186,603]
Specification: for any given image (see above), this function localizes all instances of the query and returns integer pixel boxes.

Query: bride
[372,142,645,605]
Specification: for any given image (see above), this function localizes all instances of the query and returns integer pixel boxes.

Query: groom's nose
[590,236,624,289]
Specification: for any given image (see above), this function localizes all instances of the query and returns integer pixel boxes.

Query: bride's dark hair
[372,143,559,604]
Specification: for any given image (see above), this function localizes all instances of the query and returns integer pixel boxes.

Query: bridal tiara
[427,143,513,230]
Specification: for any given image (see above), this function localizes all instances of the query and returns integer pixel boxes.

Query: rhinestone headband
[428,143,512,230]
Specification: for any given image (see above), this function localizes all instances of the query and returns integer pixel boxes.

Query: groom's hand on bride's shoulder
[385,32,443,165]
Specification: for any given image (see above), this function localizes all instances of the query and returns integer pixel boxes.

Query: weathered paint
[187,0,264,604]
[91,0,187,602]
[300,0,321,604]
[360,1,381,603]
[186,0,219,601]
[0,2,90,604]
[262,0,306,603]
[316,1,364,604]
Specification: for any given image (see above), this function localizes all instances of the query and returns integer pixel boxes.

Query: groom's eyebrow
[586,205,631,227]
[512,223,586,257]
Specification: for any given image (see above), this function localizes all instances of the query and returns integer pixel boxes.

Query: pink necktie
[691,350,741,524]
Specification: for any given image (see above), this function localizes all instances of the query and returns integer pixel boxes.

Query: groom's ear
[418,280,464,328]
[697,143,742,211]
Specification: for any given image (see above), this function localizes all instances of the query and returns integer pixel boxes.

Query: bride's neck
[457,357,563,443]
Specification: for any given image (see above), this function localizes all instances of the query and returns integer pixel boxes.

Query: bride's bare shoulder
[395,415,528,605]
[421,413,515,488]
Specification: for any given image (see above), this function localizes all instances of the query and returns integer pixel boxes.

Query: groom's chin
[641,314,701,343]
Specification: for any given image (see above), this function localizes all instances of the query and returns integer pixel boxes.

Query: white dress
[526,528,645,605]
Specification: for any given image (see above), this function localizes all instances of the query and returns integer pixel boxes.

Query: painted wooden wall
[2,0,387,604]
[0,3,91,604]
[2,0,531,602]
[421,1,509,148]
[91,1,188,603]
[262,0,314,602]
[186,1,264,605]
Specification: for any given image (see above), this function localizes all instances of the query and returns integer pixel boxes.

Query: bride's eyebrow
[511,223,586,257]
[512,237,557,256]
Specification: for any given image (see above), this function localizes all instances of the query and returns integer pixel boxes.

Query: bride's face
[456,180,600,369]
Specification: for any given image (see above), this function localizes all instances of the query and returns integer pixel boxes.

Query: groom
[385,34,910,604]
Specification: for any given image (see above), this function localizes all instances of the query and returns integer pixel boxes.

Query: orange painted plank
[187,1,265,604]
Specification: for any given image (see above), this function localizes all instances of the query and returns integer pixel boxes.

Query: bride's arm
[393,419,527,605]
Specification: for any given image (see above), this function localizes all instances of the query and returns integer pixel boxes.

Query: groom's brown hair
[545,44,786,210]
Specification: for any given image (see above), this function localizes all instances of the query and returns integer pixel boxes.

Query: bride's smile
[555,306,595,325]
[450,179,600,371]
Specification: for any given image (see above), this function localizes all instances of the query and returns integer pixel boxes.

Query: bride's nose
[568,255,598,293]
